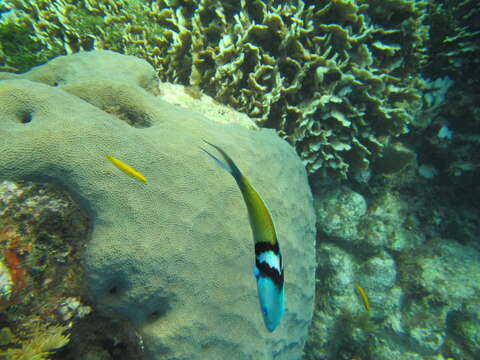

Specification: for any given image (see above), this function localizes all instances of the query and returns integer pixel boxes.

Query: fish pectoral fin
[253,266,260,279]
[200,147,231,174]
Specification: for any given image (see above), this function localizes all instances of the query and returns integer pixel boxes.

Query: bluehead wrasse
[201,140,284,332]
[104,154,148,184]
[354,283,371,311]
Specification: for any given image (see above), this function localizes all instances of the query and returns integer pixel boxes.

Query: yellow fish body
[354,283,371,312]
[104,154,148,184]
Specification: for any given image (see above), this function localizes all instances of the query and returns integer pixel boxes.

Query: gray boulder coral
[0,50,316,360]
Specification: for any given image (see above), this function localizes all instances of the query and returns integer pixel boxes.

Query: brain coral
[1,0,428,180]
[0,50,316,360]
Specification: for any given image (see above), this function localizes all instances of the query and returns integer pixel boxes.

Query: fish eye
[262,307,268,317]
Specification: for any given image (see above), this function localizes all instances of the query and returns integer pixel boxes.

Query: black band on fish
[256,241,284,289]
[256,257,284,290]
[255,241,280,256]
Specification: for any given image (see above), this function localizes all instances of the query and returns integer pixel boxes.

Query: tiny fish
[104,154,148,184]
[354,283,371,311]
[202,141,284,332]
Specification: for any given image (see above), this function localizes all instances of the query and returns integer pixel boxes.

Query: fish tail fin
[201,140,243,182]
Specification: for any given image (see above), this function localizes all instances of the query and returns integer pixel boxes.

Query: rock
[314,186,367,242]
[398,238,480,357]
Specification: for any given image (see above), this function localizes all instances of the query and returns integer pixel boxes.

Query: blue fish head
[256,275,285,332]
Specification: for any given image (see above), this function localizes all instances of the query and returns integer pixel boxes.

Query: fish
[201,140,284,332]
[354,283,371,312]
[104,154,148,184]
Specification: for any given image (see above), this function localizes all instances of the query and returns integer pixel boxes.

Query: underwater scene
[0,0,478,359]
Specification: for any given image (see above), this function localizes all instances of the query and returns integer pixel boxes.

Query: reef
[304,174,480,359]
[1,1,479,359]
[0,181,86,359]
[425,0,479,90]
[0,0,430,180]
[0,180,147,359]
[411,0,480,202]
[0,182,88,300]
[0,50,316,360]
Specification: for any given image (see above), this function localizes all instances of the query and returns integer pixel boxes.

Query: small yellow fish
[354,283,371,312]
[104,154,147,184]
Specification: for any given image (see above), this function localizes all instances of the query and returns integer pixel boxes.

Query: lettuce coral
[150,0,429,180]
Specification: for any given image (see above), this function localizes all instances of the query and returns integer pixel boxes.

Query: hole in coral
[149,311,160,320]
[324,70,341,86]
[103,105,151,128]
[108,285,119,295]
[106,279,128,297]
[19,111,32,124]
[146,298,172,322]
[147,305,170,322]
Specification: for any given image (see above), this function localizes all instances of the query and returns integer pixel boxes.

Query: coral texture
[0,50,316,360]
[0,0,429,180]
